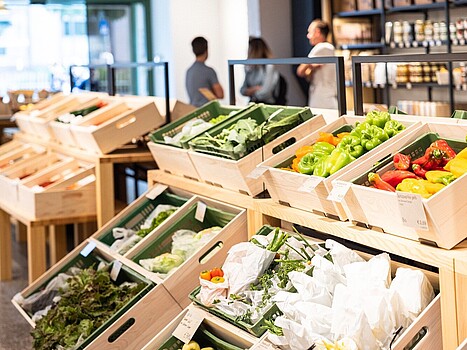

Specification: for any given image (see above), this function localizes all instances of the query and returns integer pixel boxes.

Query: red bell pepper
[368,172,396,192]
[381,170,418,187]
[412,164,427,178]
[393,153,411,170]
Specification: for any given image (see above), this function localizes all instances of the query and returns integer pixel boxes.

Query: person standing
[297,19,337,109]
[240,37,283,105]
[185,36,224,107]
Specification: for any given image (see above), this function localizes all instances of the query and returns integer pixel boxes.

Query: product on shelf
[397,100,451,117]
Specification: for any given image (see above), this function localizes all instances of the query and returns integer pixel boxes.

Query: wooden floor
[0,228,33,350]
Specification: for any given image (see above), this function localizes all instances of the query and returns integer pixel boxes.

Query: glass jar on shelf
[439,21,448,42]
[396,64,409,84]
[424,20,434,42]
[403,21,413,43]
[415,20,425,42]
[393,21,403,44]
[433,22,440,41]
[422,62,431,83]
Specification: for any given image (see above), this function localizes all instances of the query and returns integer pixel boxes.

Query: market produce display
[55,101,108,124]
[139,226,222,277]
[362,138,467,198]
[16,265,146,350]
[191,226,434,350]
[280,111,405,177]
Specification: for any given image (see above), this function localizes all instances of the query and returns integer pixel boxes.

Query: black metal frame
[227,57,347,116]
[352,52,467,116]
[69,61,171,124]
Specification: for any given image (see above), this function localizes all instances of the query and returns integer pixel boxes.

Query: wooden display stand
[148,169,467,348]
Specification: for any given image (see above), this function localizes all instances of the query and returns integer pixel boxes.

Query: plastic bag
[198,277,229,307]
[325,239,365,273]
[344,253,392,289]
[164,119,212,146]
[109,227,140,254]
[140,204,178,230]
[139,253,184,274]
[171,227,220,259]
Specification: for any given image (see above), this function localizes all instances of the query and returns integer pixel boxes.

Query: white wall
[151,1,249,105]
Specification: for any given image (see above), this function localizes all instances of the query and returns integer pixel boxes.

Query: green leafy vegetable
[136,209,177,238]
[31,267,144,350]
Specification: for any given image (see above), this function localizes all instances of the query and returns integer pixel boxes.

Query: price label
[195,201,207,222]
[396,192,429,231]
[146,184,168,200]
[247,165,269,180]
[326,180,352,203]
[80,241,96,257]
[298,177,323,193]
[172,308,204,344]
[110,260,122,281]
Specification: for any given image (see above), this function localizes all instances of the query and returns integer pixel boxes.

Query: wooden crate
[70,96,164,155]
[49,99,130,148]
[457,338,467,350]
[260,116,421,220]
[12,243,182,350]
[141,304,257,350]
[148,141,201,181]
[121,195,247,308]
[90,184,193,255]
[188,114,326,196]
[344,122,467,249]
[0,151,59,207]
[16,158,97,219]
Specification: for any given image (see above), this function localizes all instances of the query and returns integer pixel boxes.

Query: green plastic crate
[188,104,314,160]
[352,132,467,187]
[26,247,154,350]
[273,124,354,170]
[97,192,189,247]
[131,202,236,264]
[451,110,467,119]
[158,324,244,350]
[148,100,246,149]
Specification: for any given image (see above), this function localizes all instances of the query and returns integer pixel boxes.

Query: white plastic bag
[198,277,229,307]
[344,253,392,289]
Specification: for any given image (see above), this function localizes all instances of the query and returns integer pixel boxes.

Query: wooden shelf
[387,2,447,13]
[335,8,383,17]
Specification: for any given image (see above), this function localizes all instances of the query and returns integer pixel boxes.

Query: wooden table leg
[454,261,467,345]
[0,208,12,280]
[247,209,281,238]
[27,224,47,284]
[49,225,67,266]
[439,266,460,348]
[12,218,27,243]
[96,161,114,228]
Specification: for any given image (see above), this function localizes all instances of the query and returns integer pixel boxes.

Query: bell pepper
[368,172,396,192]
[210,276,225,283]
[313,157,330,177]
[414,140,457,170]
[315,148,355,177]
[431,140,456,161]
[316,132,340,147]
[291,157,300,172]
[360,125,389,151]
[298,152,324,174]
[396,178,445,198]
[337,135,364,158]
[311,142,335,157]
[210,267,224,278]
[412,164,427,178]
[393,153,411,170]
[381,170,418,187]
[295,145,314,160]
[425,170,456,186]
[200,270,211,281]
[384,120,405,137]
[350,121,371,139]
[444,147,467,178]
[365,110,391,129]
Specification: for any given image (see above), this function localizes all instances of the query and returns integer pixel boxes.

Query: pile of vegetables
[367,140,467,198]
[31,266,145,350]
[179,340,214,350]
[139,226,222,277]
[164,115,229,147]
[282,111,405,177]
[55,101,107,124]
[190,110,302,159]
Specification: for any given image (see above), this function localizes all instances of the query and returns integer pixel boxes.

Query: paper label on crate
[247,165,270,180]
[298,176,323,193]
[146,184,168,200]
[326,180,352,203]
[250,338,280,350]
[195,201,207,222]
[80,241,96,257]
[396,192,429,231]
[172,308,204,344]
[110,260,123,281]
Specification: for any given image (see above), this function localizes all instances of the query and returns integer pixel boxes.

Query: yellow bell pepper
[396,178,445,198]
[444,147,467,178]
[425,170,456,186]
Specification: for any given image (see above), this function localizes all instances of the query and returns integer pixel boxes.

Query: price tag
[298,177,323,193]
[326,180,352,203]
[247,165,269,180]
[396,192,429,231]
[195,201,207,222]
[250,336,281,350]
[146,183,168,200]
[80,241,96,257]
[172,308,204,344]
[110,260,122,281]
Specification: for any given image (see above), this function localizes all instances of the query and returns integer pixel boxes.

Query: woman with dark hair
[240,37,284,104]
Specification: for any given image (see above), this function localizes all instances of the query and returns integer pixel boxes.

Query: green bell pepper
[383,119,406,137]
[297,152,323,175]
[365,110,391,129]
[350,121,371,139]
[337,135,364,158]
[312,156,330,178]
[361,125,389,151]
[313,148,355,177]
[311,142,335,157]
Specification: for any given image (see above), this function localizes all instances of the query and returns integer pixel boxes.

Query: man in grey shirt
[186,37,224,107]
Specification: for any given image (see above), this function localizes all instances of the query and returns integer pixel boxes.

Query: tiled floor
[0,233,33,350]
